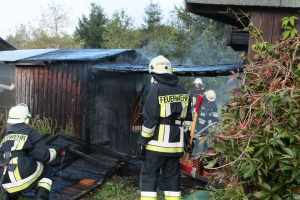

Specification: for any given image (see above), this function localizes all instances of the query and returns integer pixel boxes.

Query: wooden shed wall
[248,8,300,57]
[85,70,151,153]
[15,63,86,137]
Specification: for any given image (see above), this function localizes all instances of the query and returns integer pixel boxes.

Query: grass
[0,175,164,200]
[85,175,165,200]
[0,174,196,199]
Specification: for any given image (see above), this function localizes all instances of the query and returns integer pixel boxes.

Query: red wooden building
[185,0,300,56]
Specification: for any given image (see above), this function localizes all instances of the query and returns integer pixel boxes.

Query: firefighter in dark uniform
[137,55,193,200]
[196,90,219,152]
[0,103,62,200]
[190,78,206,133]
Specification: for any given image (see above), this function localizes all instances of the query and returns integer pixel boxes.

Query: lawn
[0,174,195,200]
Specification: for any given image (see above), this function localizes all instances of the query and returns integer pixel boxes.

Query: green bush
[206,23,300,200]
[30,115,57,136]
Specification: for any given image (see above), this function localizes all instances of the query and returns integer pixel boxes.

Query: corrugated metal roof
[0,48,243,76]
[0,49,143,63]
[21,49,136,61]
[187,0,300,8]
[93,63,243,76]
[0,49,57,62]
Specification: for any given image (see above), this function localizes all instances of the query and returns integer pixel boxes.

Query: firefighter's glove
[136,143,145,160]
[50,143,63,157]
[184,130,194,153]
[184,139,195,154]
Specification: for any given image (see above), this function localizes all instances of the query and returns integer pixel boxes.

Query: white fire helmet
[206,90,216,102]
[194,78,203,85]
[7,103,30,124]
[148,55,172,74]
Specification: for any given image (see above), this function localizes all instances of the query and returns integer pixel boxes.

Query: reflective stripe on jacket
[141,74,192,157]
[0,123,57,193]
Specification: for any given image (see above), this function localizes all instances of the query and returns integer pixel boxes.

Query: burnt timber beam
[66,146,115,168]
[57,133,131,161]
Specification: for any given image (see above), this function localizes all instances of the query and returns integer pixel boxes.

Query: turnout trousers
[140,154,181,200]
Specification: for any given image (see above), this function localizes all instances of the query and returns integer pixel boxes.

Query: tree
[139,1,179,59]
[6,24,32,49]
[38,2,72,47]
[74,3,107,48]
[6,3,81,49]
[141,0,163,34]
[103,9,141,49]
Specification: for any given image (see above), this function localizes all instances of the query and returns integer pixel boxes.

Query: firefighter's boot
[35,187,50,200]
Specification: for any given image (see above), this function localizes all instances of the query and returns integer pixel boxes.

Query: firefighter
[137,55,193,200]
[0,103,62,200]
[190,78,206,131]
[196,90,219,152]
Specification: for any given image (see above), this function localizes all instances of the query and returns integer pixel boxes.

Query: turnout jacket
[0,123,58,194]
[198,97,219,126]
[140,74,193,157]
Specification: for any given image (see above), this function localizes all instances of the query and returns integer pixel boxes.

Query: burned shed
[0,49,151,153]
[0,48,243,154]
[185,0,300,54]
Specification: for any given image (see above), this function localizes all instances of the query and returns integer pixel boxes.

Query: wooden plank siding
[15,64,85,138]
[89,71,150,153]
[248,8,300,57]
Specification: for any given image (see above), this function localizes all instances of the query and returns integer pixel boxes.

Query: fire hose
[194,122,220,138]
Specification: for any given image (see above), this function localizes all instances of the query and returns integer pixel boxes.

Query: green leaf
[282,113,289,118]
[271,183,285,191]
[244,167,256,179]
[277,165,295,171]
[220,113,234,118]
[282,25,292,30]
[291,169,299,181]
[290,15,298,20]
[204,158,218,168]
[282,31,290,40]
[282,154,294,159]
[292,159,299,168]
[254,190,270,198]
[253,146,266,157]
[240,162,249,172]
[290,18,295,26]
[292,110,300,114]
[267,158,278,170]
[280,159,293,165]
[279,90,286,97]
[292,194,300,200]
[282,148,294,157]
[264,146,274,158]
[258,182,272,191]
[272,194,282,200]
[214,143,226,152]
[291,31,296,38]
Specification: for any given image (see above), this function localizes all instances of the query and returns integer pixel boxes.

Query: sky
[0,0,184,39]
